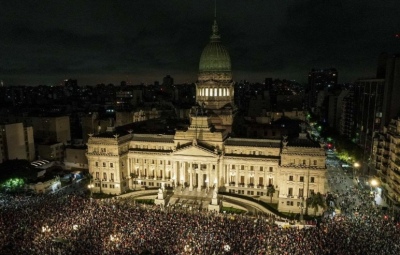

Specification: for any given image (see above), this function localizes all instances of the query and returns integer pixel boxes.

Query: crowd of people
[0,181,400,254]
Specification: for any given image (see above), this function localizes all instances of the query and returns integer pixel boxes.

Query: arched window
[214,88,217,96]
[219,88,222,97]
[206,88,209,96]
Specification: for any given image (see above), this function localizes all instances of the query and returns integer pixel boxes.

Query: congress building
[86,17,327,213]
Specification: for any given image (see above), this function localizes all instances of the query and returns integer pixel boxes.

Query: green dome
[199,42,231,72]
[198,20,231,73]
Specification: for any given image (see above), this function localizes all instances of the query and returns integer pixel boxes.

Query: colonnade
[198,87,231,97]
[127,157,278,190]
[127,157,218,190]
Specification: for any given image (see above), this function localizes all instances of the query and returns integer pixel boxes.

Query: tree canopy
[0,160,38,184]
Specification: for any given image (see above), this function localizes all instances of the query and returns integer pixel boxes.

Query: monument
[208,189,221,212]
[155,183,167,206]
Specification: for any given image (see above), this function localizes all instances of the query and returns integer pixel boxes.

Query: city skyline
[1,0,399,86]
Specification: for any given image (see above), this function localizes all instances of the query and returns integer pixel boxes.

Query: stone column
[189,163,193,191]
[145,160,148,179]
[225,165,229,186]
[180,161,184,186]
[235,171,239,187]
[197,172,202,192]
[176,161,180,185]
[154,160,158,180]
[174,161,177,184]
[162,161,165,181]
[138,160,142,179]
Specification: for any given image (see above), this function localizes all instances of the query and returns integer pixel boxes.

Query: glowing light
[42,225,51,233]
[184,244,192,252]
[110,234,119,242]
[224,244,231,251]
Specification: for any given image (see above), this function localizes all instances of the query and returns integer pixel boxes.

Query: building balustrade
[391,158,400,167]
[229,182,235,186]
[393,168,400,177]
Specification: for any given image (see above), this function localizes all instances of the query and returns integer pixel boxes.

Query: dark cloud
[0,0,399,85]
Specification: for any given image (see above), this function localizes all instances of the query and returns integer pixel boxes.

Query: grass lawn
[266,203,278,210]
[221,207,246,214]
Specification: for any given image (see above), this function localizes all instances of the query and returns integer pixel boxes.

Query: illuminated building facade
[86,18,327,213]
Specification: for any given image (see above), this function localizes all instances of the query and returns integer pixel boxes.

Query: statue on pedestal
[157,188,165,200]
[213,189,218,199]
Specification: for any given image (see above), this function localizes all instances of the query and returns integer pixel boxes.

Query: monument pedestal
[208,191,221,212]
[155,189,166,206]
[208,203,221,212]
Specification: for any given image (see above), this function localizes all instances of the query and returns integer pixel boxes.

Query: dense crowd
[0,187,400,255]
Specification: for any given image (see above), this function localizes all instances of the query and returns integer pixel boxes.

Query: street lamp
[353,162,360,182]
[88,184,94,198]
[370,179,378,196]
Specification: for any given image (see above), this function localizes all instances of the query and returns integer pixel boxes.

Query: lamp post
[180,179,184,192]
[171,176,176,189]
[353,162,360,183]
[88,183,94,198]
[370,179,378,196]
[130,172,138,191]
[299,199,305,225]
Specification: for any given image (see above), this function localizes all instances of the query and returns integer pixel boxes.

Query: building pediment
[173,145,216,157]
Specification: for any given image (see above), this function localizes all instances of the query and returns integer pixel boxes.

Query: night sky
[1,0,399,86]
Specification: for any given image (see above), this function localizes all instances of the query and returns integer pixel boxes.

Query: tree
[306,192,326,216]
[266,184,276,203]
[0,160,38,192]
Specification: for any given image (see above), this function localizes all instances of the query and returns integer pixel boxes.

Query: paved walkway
[169,186,213,211]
